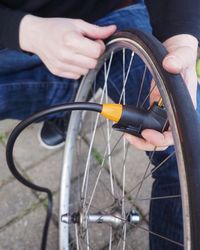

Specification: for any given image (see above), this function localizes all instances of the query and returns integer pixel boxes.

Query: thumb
[162,47,195,74]
[80,21,117,40]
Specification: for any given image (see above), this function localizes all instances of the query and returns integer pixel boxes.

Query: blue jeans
[0,3,199,249]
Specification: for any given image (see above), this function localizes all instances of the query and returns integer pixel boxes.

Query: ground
[0,121,61,250]
[0,119,151,250]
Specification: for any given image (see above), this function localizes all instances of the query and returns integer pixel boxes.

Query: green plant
[197,59,200,78]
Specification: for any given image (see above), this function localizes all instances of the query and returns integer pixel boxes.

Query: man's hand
[19,15,116,79]
[125,34,198,151]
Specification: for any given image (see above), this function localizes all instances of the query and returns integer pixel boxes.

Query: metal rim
[59,36,190,249]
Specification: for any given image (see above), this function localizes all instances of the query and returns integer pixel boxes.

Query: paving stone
[61,133,100,182]
[0,179,38,228]
[0,144,12,187]
[27,151,63,197]
[52,192,59,220]
[12,123,59,170]
[0,120,18,134]
[0,205,58,250]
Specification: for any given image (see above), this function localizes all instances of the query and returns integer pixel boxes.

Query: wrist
[19,14,43,52]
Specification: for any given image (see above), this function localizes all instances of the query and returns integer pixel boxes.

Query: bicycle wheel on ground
[59,30,200,250]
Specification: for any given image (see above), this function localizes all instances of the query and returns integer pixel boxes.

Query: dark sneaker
[39,113,71,149]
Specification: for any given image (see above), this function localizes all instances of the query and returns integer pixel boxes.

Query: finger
[60,52,97,69]
[57,64,89,76]
[141,129,174,147]
[96,39,105,48]
[78,21,117,40]
[125,133,170,151]
[64,33,105,58]
[50,61,89,79]
[162,46,196,74]
[58,71,81,80]
[124,133,156,151]
[154,146,169,151]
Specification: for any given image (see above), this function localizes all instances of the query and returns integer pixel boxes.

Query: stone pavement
[0,119,151,250]
[0,120,61,250]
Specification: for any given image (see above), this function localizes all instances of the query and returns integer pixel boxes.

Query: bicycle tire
[59,30,200,250]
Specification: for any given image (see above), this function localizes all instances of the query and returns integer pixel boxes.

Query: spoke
[122,140,128,250]
[78,231,95,250]
[121,141,128,211]
[68,233,79,249]
[135,194,181,201]
[85,134,124,214]
[136,65,147,107]
[122,222,127,250]
[83,50,135,213]
[140,80,157,108]
[105,80,114,196]
[109,227,112,250]
[75,224,80,250]
[86,228,90,250]
[127,151,175,196]
[116,238,122,250]
[123,48,126,83]
[121,48,128,220]
[80,127,125,209]
[133,149,156,202]
[119,52,134,104]
[86,167,105,214]
[81,53,114,201]
[99,212,184,248]
[130,223,184,248]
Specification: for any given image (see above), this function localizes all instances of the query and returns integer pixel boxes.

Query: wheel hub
[61,209,140,228]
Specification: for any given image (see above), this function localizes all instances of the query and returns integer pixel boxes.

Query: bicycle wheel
[59,30,200,250]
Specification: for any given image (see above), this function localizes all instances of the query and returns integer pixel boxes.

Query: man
[0,0,199,249]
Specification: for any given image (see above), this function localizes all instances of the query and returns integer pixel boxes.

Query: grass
[197,59,200,78]
[0,133,6,144]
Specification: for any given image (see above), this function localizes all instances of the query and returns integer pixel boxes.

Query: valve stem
[158,98,163,107]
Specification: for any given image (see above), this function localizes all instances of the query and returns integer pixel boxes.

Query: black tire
[59,30,200,250]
